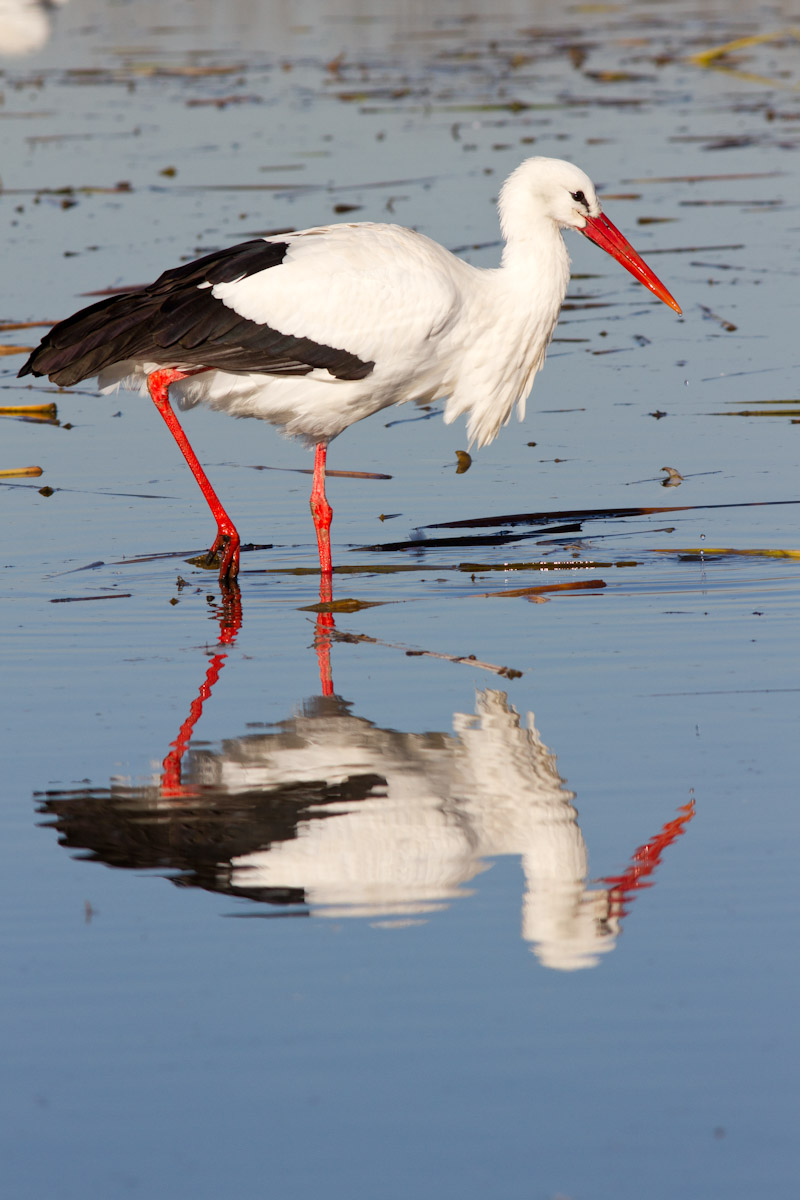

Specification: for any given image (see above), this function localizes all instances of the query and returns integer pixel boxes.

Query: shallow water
[2,2,799,1198]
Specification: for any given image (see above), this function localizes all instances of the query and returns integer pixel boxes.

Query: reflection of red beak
[581,212,682,314]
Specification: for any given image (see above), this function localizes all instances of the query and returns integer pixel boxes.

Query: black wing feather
[18,239,375,388]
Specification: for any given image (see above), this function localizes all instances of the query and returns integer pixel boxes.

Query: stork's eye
[571,189,587,206]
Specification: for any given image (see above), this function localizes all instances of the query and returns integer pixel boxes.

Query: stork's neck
[500,204,569,263]
[497,214,572,319]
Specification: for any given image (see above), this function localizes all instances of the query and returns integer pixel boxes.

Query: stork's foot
[207,528,241,582]
[186,528,241,582]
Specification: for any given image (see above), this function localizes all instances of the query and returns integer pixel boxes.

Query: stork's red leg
[147,367,240,582]
[310,441,333,576]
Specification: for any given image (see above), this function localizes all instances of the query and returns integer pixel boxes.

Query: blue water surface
[2,2,799,1198]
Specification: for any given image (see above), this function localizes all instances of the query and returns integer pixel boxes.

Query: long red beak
[581,212,682,314]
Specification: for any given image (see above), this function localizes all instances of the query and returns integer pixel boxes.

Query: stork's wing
[18,224,463,389]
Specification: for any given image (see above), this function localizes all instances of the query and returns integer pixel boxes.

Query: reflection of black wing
[37,769,386,906]
[18,239,375,387]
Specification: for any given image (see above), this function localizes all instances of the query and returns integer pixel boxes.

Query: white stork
[19,157,681,582]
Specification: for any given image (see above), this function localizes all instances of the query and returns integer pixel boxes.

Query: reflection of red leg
[314,570,335,697]
[602,799,695,918]
[160,587,243,795]
[148,367,241,582]
[216,584,243,646]
[310,441,333,576]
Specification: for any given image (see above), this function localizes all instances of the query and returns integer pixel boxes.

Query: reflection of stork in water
[38,593,694,971]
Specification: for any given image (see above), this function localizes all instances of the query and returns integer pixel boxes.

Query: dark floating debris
[51,593,132,604]
[329,628,523,679]
[709,404,800,418]
[238,462,392,480]
[425,499,800,531]
[699,304,737,332]
[477,578,606,599]
[661,466,684,487]
[300,597,387,613]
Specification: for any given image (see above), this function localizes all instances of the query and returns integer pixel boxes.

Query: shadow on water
[36,584,694,973]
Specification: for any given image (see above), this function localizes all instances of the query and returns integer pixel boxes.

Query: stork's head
[499,157,682,314]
